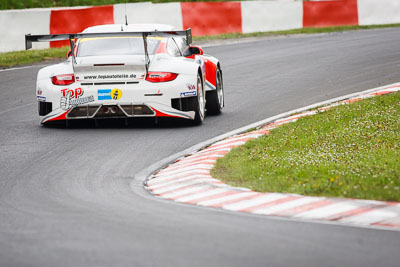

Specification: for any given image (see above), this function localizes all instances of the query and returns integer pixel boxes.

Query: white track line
[0,64,47,72]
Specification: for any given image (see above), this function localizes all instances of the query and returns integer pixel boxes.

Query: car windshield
[77,37,161,57]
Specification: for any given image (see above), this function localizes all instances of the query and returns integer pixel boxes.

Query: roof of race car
[82,24,175,34]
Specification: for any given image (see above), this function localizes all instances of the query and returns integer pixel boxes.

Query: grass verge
[1,0,215,10]
[2,23,400,68]
[211,92,400,202]
[0,47,69,68]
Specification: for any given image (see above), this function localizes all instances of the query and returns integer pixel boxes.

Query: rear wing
[24,29,192,50]
[25,29,192,74]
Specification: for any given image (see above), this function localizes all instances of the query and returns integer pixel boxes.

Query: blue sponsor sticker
[180,91,197,97]
[37,96,46,102]
[97,89,111,100]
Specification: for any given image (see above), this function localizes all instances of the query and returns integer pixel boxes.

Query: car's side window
[167,38,181,57]
[173,37,188,56]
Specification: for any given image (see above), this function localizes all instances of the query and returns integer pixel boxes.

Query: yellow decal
[111,88,122,100]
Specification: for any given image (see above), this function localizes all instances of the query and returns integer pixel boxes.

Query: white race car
[25,24,224,125]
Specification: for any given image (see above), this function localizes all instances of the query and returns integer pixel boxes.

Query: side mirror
[184,46,204,57]
[66,50,72,59]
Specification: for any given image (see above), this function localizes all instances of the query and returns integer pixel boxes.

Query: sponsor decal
[61,88,83,99]
[37,96,46,102]
[97,89,122,100]
[60,87,94,110]
[111,89,122,100]
[98,89,111,100]
[187,84,196,90]
[180,91,197,97]
[83,74,136,80]
[144,89,163,97]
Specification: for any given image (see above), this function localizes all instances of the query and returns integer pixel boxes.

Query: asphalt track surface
[1,28,400,267]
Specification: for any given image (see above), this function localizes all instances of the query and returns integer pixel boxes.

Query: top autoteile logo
[97,89,122,100]
[60,87,94,110]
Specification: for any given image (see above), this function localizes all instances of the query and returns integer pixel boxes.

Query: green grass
[211,92,400,202]
[1,0,220,10]
[2,23,400,68]
[0,47,69,68]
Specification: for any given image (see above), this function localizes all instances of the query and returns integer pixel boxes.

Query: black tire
[188,73,205,125]
[206,66,224,115]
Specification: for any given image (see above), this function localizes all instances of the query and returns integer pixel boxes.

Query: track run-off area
[146,85,400,230]
[1,28,400,267]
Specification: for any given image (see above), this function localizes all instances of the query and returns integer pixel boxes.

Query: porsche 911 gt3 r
[25,24,224,125]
